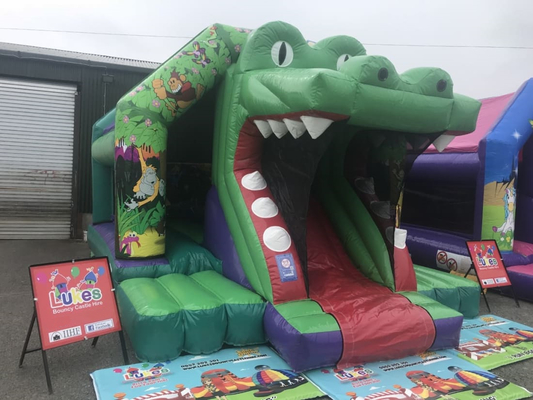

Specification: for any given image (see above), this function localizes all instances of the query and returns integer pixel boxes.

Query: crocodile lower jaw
[250,111,348,140]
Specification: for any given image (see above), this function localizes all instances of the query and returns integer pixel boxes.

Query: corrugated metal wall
[0,77,77,238]
[0,55,151,221]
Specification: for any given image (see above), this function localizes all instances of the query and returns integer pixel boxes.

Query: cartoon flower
[136,86,144,92]
[145,119,152,127]
[129,135,136,144]
[234,44,241,53]
[225,57,231,65]
[152,99,161,107]
[174,54,182,59]
[244,29,251,34]
[192,68,199,74]
[123,116,129,123]
[129,91,136,96]
[506,236,511,243]
[211,68,217,76]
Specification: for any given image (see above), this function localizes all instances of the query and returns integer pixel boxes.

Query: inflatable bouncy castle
[89,22,481,371]
[403,79,533,302]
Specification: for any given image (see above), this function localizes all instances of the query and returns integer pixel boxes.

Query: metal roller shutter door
[0,77,77,239]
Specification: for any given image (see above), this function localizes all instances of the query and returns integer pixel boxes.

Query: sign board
[29,257,121,350]
[465,240,512,289]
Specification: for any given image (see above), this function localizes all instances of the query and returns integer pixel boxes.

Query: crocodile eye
[336,54,351,70]
[378,68,389,81]
[271,41,293,67]
[437,79,448,92]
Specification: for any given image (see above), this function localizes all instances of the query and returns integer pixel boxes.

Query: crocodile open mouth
[233,106,442,297]
[233,108,446,366]
[234,112,349,284]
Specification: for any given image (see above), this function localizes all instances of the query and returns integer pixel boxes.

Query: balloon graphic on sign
[113,368,122,373]
[141,363,150,368]
[98,266,105,276]
[36,272,48,285]
[71,266,80,278]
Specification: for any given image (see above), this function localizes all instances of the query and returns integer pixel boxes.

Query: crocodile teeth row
[253,116,333,139]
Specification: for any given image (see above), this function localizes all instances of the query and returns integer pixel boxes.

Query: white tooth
[394,228,407,249]
[254,120,273,138]
[283,119,306,139]
[433,134,455,152]
[267,120,288,138]
[252,197,279,218]
[300,116,333,139]
[241,171,267,191]
[263,226,292,252]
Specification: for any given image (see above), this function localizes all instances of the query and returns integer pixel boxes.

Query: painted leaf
[132,90,155,109]
[129,115,145,123]
[160,101,174,122]
[116,121,137,140]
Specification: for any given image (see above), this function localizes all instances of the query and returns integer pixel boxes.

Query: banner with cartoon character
[478,113,532,251]
[114,25,250,259]
[481,180,517,252]
[29,257,120,350]
[449,315,533,370]
[91,346,324,400]
[305,349,531,400]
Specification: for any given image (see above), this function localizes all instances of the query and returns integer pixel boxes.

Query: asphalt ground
[1,239,532,399]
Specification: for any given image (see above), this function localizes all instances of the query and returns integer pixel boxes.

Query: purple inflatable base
[405,225,532,268]
[203,186,252,289]
[501,265,533,302]
[264,303,461,371]
[264,303,342,372]
[430,316,462,350]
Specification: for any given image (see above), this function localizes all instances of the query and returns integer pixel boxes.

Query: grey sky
[1,0,532,99]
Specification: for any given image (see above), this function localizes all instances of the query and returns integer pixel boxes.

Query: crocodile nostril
[378,67,389,81]
[437,79,448,92]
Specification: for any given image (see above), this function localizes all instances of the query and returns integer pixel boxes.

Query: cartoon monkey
[125,147,165,211]
[152,72,204,115]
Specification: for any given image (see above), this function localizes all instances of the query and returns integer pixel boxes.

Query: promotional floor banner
[450,315,533,370]
[305,349,531,400]
[91,346,325,400]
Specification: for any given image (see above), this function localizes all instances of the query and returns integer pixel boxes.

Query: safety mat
[305,349,531,400]
[91,345,325,400]
[449,314,533,370]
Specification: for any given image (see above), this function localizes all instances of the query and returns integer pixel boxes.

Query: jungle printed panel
[114,24,250,258]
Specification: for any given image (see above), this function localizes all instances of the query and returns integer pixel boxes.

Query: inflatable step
[415,265,480,318]
[264,300,342,372]
[117,271,266,362]
[399,291,463,349]
[190,270,266,345]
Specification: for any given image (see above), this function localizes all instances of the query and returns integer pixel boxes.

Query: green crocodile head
[233,22,477,136]
[210,21,480,302]
[112,21,480,303]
